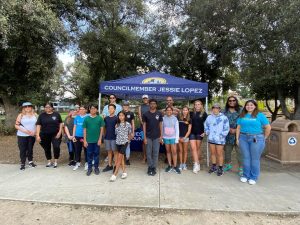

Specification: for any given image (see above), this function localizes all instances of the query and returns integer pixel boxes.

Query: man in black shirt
[122,101,135,165]
[142,99,163,176]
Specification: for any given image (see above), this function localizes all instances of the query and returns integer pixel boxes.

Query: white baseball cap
[142,94,149,99]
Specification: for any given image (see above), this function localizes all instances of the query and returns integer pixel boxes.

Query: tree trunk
[1,96,19,129]
[265,98,281,122]
[294,84,300,120]
[278,89,292,119]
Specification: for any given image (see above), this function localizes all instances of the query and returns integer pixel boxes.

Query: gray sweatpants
[146,138,160,169]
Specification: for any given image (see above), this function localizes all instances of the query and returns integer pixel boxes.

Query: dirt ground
[0,200,299,225]
[1,135,300,224]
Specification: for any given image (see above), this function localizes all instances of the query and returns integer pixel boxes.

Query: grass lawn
[60,112,68,121]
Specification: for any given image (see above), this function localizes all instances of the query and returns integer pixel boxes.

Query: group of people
[15,94,271,185]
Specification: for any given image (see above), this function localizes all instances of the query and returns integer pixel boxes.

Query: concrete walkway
[0,159,300,213]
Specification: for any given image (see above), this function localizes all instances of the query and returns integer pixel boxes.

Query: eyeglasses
[228,100,236,102]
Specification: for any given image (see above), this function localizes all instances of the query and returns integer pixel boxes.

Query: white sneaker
[240,177,248,183]
[110,175,117,182]
[197,163,201,171]
[73,162,80,171]
[193,163,199,174]
[182,163,188,170]
[121,173,127,179]
[248,179,256,185]
[104,156,108,162]
[84,162,88,171]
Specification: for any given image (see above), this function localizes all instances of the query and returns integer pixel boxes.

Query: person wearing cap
[204,103,230,176]
[122,101,135,165]
[138,94,150,163]
[36,102,63,168]
[15,102,38,170]
[102,94,122,118]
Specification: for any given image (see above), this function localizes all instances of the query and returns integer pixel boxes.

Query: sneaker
[46,162,53,168]
[102,165,113,172]
[217,167,224,176]
[223,163,233,172]
[104,156,109,162]
[110,174,117,182]
[152,167,157,176]
[147,167,151,175]
[121,173,127,179]
[193,163,200,174]
[208,165,217,174]
[174,166,181,174]
[20,164,25,170]
[248,179,256,185]
[126,159,130,165]
[182,163,188,170]
[238,168,243,177]
[178,164,183,171]
[28,161,37,168]
[73,162,80,171]
[53,162,58,168]
[84,162,88,171]
[94,167,100,175]
[86,169,92,176]
[240,177,248,183]
[68,161,75,166]
[165,165,173,173]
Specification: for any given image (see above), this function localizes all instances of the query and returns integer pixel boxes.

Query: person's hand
[28,130,35,136]
[200,133,205,137]
[68,135,73,140]
[36,135,41,142]
[230,128,236,134]
[160,137,163,144]
[84,141,88,148]
[143,138,147,145]
[72,137,77,142]
[97,139,102,146]
[55,132,61,139]
[179,138,184,143]
[236,139,239,146]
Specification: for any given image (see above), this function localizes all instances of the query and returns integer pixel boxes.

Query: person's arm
[98,127,103,146]
[138,106,143,125]
[159,121,163,142]
[185,124,192,139]
[56,123,63,139]
[143,121,147,145]
[64,125,72,140]
[236,125,241,146]
[36,125,41,142]
[264,124,271,140]
[175,119,179,144]
[15,114,30,135]
[83,128,88,147]
[204,117,209,135]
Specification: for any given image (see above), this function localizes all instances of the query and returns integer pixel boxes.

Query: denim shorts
[189,133,203,141]
[163,138,176,145]
[179,137,189,143]
[104,139,116,151]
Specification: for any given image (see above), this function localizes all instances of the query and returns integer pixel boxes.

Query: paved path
[0,160,300,213]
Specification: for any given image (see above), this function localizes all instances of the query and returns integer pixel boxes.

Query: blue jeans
[87,143,100,170]
[239,134,265,181]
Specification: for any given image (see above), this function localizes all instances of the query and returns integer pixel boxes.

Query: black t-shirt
[190,111,208,135]
[124,111,135,124]
[36,112,62,135]
[104,115,118,140]
[142,110,163,139]
[178,118,191,137]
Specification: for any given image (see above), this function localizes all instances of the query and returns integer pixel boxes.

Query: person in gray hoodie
[163,106,180,174]
[204,103,230,176]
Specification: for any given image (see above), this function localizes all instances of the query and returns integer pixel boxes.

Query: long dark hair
[225,96,241,112]
[117,111,126,126]
[240,100,259,118]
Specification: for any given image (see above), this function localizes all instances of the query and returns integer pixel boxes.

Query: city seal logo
[52,116,57,121]
[142,77,167,84]
[155,114,160,120]
[288,137,297,146]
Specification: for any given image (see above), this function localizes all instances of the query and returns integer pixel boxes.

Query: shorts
[163,138,176,145]
[104,139,117,151]
[180,137,189,143]
[116,143,128,155]
[208,142,225,146]
[189,133,203,141]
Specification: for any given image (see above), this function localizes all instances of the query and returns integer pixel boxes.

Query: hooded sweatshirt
[162,115,179,143]
[204,112,230,145]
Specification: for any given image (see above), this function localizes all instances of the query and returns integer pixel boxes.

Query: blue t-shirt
[74,114,88,137]
[237,112,269,134]
[104,115,118,140]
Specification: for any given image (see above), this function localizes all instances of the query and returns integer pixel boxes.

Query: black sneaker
[102,165,113,172]
[217,167,224,176]
[174,166,181,174]
[152,167,156,176]
[165,165,173,173]
[126,159,130,165]
[94,167,100,175]
[28,162,37,168]
[20,164,25,170]
[147,167,151,175]
[68,161,75,166]
[209,165,217,174]
[86,169,93,176]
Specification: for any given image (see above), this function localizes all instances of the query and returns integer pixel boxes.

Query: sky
[57,50,75,68]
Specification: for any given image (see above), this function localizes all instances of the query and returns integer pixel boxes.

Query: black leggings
[40,133,61,160]
[18,136,35,165]
[74,136,87,163]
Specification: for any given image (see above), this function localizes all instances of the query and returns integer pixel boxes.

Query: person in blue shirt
[236,100,271,185]
[204,103,230,176]
[72,106,88,171]
[102,94,122,117]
